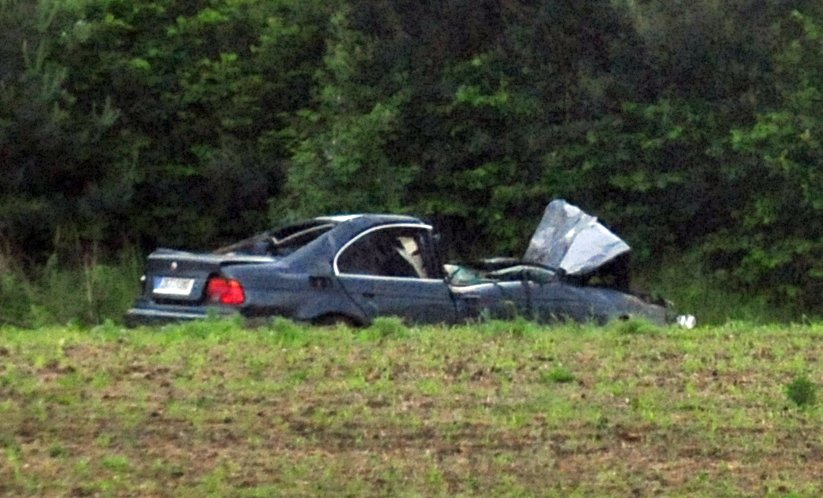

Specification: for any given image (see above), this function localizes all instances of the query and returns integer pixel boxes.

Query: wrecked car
[125,200,694,328]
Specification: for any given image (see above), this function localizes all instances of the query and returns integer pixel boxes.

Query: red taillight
[206,277,245,305]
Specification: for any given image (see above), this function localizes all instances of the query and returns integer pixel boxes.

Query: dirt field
[1,318,822,496]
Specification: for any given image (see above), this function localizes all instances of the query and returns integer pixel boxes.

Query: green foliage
[474,317,541,337]
[542,367,575,384]
[612,316,664,336]
[0,0,127,255]
[5,0,823,320]
[716,11,823,311]
[786,375,817,408]
[639,249,799,325]
[55,0,325,249]
[360,316,410,341]
[277,4,415,219]
[0,246,141,327]
[278,0,658,257]
[2,0,333,256]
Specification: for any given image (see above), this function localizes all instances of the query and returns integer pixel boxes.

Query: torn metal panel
[523,199,630,276]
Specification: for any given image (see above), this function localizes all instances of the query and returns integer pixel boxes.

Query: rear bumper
[124,302,240,327]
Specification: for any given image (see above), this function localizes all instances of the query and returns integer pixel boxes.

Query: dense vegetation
[3,0,823,322]
[2,318,823,496]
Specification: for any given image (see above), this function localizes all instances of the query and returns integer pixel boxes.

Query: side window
[337,227,433,278]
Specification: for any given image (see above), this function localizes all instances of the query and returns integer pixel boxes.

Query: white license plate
[153,277,195,296]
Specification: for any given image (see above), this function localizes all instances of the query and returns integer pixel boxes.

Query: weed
[0,272,34,327]
[89,372,111,389]
[48,444,68,458]
[149,459,185,479]
[268,317,313,346]
[508,316,536,337]
[245,356,270,381]
[174,315,245,339]
[478,317,537,336]
[543,367,576,384]
[639,250,797,324]
[417,378,445,396]
[361,316,410,341]
[786,375,817,408]
[613,317,663,335]
[101,454,131,472]
[4,445,23,482]
[0,247,142,327]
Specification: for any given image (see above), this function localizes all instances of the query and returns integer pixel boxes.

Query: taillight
[206,277,245,305]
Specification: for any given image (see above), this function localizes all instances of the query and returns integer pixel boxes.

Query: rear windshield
[214,221,335,256]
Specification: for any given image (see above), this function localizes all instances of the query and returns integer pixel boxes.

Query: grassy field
[1,317,822,497]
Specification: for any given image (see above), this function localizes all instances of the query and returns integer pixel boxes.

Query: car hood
[523,200,630,276]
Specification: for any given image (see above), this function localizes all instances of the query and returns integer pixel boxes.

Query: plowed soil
[1,320,822,496]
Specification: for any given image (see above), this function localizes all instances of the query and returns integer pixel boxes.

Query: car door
[334,225,457,324]
[450,280,532,321]
[530,281,613,324]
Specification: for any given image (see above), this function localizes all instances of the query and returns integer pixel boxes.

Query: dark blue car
[125,201,693,327]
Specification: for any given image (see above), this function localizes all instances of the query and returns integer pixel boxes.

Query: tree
[0,0,333,253]
[723,11,823,309]
[0,0,124,260]
[282,0,655,257]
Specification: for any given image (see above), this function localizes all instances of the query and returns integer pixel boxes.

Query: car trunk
[142,249,275,304]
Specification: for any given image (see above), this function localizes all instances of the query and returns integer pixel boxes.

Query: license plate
[153,277,195,296]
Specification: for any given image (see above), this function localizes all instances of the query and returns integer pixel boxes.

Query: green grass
[0,250,142,328]
[638,250,798,325]
[1,319,823,496]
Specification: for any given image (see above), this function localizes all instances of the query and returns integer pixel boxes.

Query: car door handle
[362,292,375,299]
[309,276,332,289]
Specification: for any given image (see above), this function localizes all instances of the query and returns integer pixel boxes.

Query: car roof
[272,213,430,272]
[268,214,423,240]
[314,213,423,225]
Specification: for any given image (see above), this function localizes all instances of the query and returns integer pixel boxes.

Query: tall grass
[638,250,797,325]
[0,246,142,327]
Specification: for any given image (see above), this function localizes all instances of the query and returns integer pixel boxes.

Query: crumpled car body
[125,201,690,327]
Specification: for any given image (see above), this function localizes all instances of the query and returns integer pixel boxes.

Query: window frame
[333,223,441,280]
